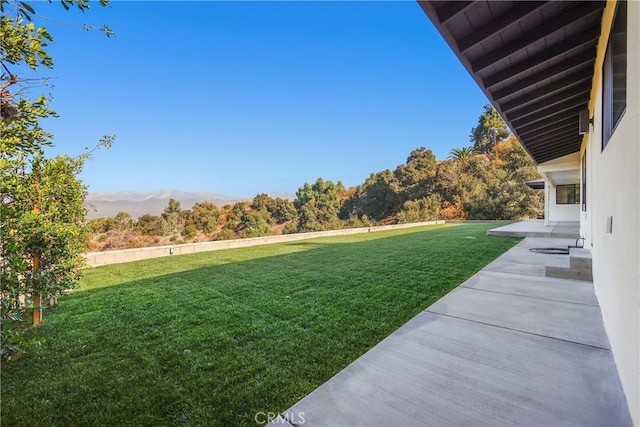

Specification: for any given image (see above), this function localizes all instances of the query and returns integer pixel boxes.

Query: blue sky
[36,1,488,197]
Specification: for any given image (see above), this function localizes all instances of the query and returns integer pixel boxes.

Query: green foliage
[434,158,461,205]
[394,147,437,201]
[252,193,273,212]
[342,214,374,229]
[181,224,197,240]
[493,135,536,174]
[222,202,247,234]
[470,104,510,154]
[188,201,220,234]
[396,147,437,185]
[1,0,114,356]
[135,214,164,236]
[115,211,132,225]
[294,178,347,232]
[87,217,109,233]
[345,148,438,223]
[163,198,181,214]
[363,135,542,222]
[346,170,401,221]
[218,202,272,238]
[213,228,236,241]
[0,15,53,70]
[252,193,297,224]
[0,96,57,157]
[448,146,476,161]
[91,211,133,233]
[396,195,441,223]
[1,154,89,351]
[471,180,542,220]
[447,138,542,220]
[161,198,182,235]
[237,209,272,238]
[88,135,543,248]
[282,221,300,235]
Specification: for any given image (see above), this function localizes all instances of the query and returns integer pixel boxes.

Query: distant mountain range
[85,190,295,219]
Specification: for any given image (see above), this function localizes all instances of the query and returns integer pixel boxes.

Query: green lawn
[1,223,519,426]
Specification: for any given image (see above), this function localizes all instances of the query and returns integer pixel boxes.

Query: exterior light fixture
[579,109,593,135]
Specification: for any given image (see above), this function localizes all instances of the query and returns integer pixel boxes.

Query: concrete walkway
[271,237,632,426]
[487,220,580,239]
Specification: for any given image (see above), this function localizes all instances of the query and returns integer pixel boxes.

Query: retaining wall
[85,220,446,267]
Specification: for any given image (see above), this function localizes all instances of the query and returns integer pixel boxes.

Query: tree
[162,198,182,234]
[182,224,197,240]
[270,197,297,224]
[459,157,505,218]
[189,201,220,234]
[135,214,164,236]
[396,195,441,223]
[1,153,97,351]
[394,147,437,201]
[217,201,271,238]
[87,217,109,233]
[492,135,536,174]
[1,0,113,354]
[491,135,543,219]
[439,198,467,220]
[2,154,90,281]
[435,159,462,205]
[470,104,510,154]
[251,193,273,211]
[237,209,272,238]
[345,170,401,221]
[164,198,181,214]
[113,212,133,231]
[448,146,476,162]
[252,193,296,225]
[222,202,247,233]
[294,178,347,232]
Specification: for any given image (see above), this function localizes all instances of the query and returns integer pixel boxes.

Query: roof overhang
[537,152,581,185]
[418,1,605,165]
[525,180,545,190]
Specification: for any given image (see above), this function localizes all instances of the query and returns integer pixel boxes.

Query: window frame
[556,184,580,205]
[581,151,587,212]
[602,0,627,149]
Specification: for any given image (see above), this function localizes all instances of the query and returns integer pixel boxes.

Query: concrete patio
[487,220,580,239]
[270,234,631,426]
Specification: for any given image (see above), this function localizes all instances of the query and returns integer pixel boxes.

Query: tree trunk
[32,253,42,326]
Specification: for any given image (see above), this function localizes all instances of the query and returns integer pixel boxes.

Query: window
[581,151,587,211]
[602,0,627,148]
[557,184,580,205]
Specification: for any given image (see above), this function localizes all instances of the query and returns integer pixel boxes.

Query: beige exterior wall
[538,153,581,224]
[579,146,592,247]
[583,1,640,423]
[547,186,580,222]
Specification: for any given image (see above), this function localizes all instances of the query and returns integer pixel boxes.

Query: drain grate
[529,247,569,255]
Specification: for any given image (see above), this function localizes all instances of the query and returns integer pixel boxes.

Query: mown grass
[1,223,519,426]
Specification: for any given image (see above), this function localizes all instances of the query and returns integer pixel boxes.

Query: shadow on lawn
[2,223,518,426]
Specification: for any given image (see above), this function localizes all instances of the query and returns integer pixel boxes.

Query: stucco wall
[579,150,592,247]
[548,186,580,222]
[587,1,640,423]
[85,221,446,267]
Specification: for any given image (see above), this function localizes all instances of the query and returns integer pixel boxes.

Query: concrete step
[545,256,572,279]
[545,248,592,281]
[569,248,592,273]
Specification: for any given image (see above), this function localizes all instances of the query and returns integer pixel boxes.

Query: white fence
[84,220,446,267]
